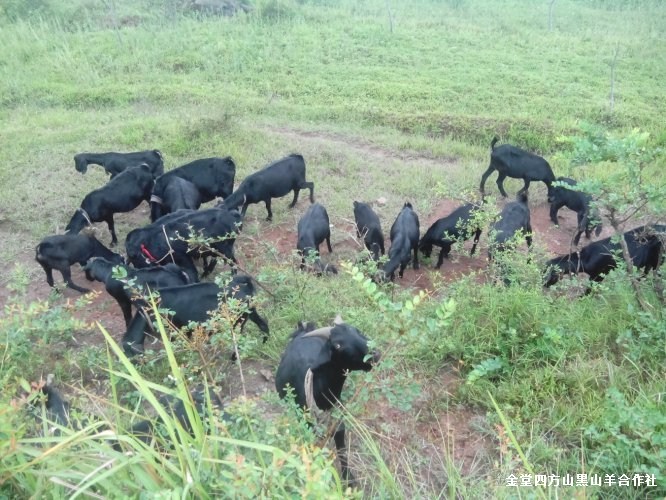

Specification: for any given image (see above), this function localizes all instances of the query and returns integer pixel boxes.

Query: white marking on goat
[78,207,93,226]
[150,195,163,205]
[304,368,317,411]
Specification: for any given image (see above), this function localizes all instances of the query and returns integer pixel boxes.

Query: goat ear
[310,343,333,371]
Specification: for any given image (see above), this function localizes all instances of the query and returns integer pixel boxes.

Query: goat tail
[491,136,499,150]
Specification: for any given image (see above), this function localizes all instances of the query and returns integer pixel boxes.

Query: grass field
[1,0,665,497]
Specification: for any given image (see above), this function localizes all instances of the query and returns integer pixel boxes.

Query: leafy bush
[559,123,653,166]
[585,388,665,497]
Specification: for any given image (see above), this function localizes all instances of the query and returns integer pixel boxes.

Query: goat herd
[32,138,664,482]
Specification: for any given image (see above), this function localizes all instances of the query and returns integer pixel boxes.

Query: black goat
[66,164,154,246]
[150,157,236,222]
[419,203,482,268]
[153,176,202,217]
[126,207,241,282]
[548,177,602,246]
[544,224,665,288]
[353,201,384,261]
[275,317,379,483]
[382,202,420,280]
[74,149,164,178]
[37,375,71,431]
[84,257,191,327]
[128,387,226,445]
[35,233,124,293]
[297,203,337,275]
[222,154,314,221]
[480,137,555,198]
[122,275,269,356]
[488,192,532,259]
[35,376,224,447]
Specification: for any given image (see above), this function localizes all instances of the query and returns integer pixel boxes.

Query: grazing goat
[129,387,226,444]
[382,202,420,280]
[36,376,223,446]
[480,137,555,198]
[419,203,482,268]
[84,257,191,326]
[544,224,665,288]
[297,203,337,275]
[275,317,379,483]
[122,275,269,356]
[548,177,602,246]
[488,192,532,259]
[37,375,71,431]
[126,207,241,282]
[150,157,236,221]
[74,149,164,178]
[222,154,314,220]
[66,164,154,246]
[154,176,202,217]
[36,233,124,293]
[353,201,384,261]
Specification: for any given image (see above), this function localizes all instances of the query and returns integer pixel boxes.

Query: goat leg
[61,267,90,293]
[106,215,117,246]
[479,166,494,195]
[495,173,509,198]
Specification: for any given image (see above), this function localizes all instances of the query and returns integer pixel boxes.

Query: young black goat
[382,202,420,280]
[122,276,269,356]
[419,203,482,268]
[544,224,665,288]
[150,157,236,221]
[275,317,379,483]
[84,257,191,326]
[74,150,163,178]
[222,154,314,221]
[480,137,555,198]
[488,192,532,259]
[66,164,154,246]
[353,201,385,261]
[548,177,602,246]
[297,203,337,275]
[36,233,124,293]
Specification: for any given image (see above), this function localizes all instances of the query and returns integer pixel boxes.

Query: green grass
[1,0,665,497]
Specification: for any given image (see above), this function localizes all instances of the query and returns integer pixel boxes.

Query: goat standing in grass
[480,137,555,198]
[35,233,124,293]
[74,149,164,178]
[66,164,154,246]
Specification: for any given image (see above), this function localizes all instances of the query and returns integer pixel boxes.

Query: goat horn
[333,314,343,325]
[302,327,332,339]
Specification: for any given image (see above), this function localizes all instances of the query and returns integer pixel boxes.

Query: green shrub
[585,388,665,497]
